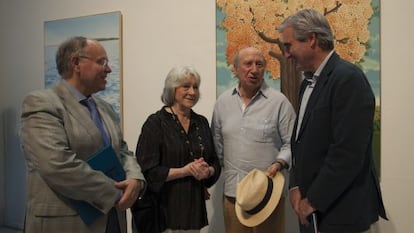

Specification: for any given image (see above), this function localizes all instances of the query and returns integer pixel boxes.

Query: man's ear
[71,56,81,72]
[309,32,317,49]
[231,65,237,74]
[71,56,79,65]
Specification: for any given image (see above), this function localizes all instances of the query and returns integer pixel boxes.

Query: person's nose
[284,53,292,59]
[283,49,292,59]
[104,65,112,73]
[251,64,260,74]
[188,86,196,94]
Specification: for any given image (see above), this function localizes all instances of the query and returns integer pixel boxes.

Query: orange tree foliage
[217,0,373,80]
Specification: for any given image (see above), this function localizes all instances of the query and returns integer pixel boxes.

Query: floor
[0,227,22,233]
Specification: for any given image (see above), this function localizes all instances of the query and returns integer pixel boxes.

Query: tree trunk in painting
[281,58,301,112]
[269,50,301,112]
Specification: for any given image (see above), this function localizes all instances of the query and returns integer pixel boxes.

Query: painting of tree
[216,0,381,175]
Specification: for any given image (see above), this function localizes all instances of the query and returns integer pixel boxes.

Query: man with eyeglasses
[20,36,145,233]
[278,9,387,233]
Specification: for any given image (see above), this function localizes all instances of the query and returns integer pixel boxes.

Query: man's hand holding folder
[115,178,141,209]
[70,145,126,225]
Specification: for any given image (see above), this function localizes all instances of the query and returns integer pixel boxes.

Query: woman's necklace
[169,106,204,158]
[170,107,190,132]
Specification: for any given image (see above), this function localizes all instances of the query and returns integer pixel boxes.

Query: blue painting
[44,11,122,119]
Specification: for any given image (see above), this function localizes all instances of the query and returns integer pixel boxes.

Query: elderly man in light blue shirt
[212,47,296,233]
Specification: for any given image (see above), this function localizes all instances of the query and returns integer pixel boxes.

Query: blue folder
[70,145,126,225]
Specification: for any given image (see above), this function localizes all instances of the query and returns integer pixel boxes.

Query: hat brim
[235,171,285,227]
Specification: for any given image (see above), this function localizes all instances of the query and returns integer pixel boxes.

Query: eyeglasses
[79,55,109,67]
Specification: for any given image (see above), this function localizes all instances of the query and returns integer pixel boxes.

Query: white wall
[374,1,414,232]
[0,0,413,232]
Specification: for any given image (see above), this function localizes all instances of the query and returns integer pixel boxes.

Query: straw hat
[235,168,285,227]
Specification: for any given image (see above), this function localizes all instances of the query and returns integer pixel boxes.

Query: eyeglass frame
[78,55,110,67]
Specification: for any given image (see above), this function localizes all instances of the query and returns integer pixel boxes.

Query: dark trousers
[299,213,318,233]
[106,207,121,233]
[299,216,370,233]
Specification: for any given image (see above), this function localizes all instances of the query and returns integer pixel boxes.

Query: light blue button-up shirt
[212,82,296,197]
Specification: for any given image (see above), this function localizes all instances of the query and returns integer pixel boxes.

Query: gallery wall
[0,0,413,232]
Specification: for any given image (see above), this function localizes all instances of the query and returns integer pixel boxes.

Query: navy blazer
[290,52,387,232]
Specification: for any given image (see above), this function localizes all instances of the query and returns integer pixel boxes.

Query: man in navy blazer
[277,9,387,233]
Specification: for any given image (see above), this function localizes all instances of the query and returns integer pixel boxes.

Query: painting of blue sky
[44,11,122,120]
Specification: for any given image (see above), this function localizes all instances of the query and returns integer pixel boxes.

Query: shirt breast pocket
[245,118,277,143]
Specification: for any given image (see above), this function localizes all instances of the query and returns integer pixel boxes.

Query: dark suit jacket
[20,81,144,233]
[290,52,387,232]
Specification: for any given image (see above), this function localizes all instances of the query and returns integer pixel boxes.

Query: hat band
[245,177,273,215]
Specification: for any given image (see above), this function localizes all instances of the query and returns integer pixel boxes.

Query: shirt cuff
[137,179,147,199]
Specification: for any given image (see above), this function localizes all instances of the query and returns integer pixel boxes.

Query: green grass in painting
[372,106,381,177]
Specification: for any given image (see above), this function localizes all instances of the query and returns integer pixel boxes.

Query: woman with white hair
[131,66,221,233]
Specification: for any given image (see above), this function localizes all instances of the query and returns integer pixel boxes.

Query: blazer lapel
[53,82,104,147]
[292,79,308,142]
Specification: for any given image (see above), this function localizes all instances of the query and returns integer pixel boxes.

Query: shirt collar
[304,50,335,86]
[232,81,270,99]
[61,79,88,102]
[313,49,335,78]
